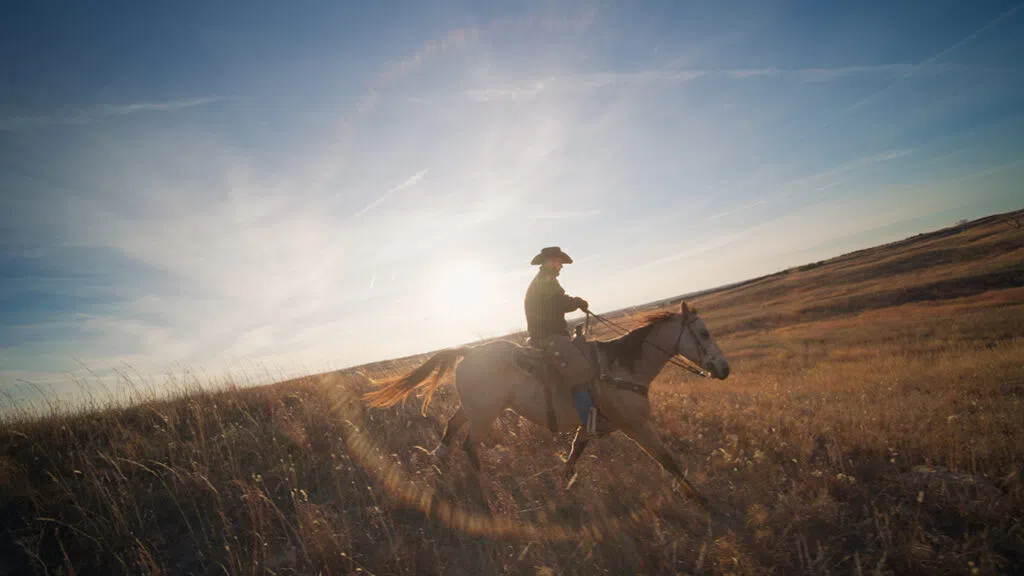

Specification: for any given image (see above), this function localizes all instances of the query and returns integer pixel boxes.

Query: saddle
[514,325,619,434]
[516,325,593,373]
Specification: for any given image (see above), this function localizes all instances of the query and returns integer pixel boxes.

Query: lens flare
[323,372,721,542]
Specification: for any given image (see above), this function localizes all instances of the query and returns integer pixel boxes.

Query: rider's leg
[545,335,597,427]
[572,390,593,430]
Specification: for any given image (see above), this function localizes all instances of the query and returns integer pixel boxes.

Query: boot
[590,409,615,437]
[586,406,598,435]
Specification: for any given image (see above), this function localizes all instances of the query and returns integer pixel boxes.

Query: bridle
[674,309,710,376]
[587,309,711,378]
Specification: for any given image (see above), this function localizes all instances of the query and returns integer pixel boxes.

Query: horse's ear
[679,301,689,316]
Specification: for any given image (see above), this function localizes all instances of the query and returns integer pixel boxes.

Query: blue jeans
[572,390,592,427]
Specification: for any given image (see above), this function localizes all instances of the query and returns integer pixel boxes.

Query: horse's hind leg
[433,407,468,458]
[462,423,484,473]
[462,417,496,515]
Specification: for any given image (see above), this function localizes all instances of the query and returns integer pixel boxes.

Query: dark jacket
[524,267,581,339]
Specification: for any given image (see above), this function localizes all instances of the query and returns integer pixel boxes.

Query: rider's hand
[575,297,589,311]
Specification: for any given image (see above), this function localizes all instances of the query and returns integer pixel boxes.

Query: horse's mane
[598,310,678,371]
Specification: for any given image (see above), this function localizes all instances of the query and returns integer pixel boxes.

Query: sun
[427,258,503,329]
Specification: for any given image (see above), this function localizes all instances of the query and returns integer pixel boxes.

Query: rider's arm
[545,278,583,313]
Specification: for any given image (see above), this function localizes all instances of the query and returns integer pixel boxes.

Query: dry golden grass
[2,210,1022,575]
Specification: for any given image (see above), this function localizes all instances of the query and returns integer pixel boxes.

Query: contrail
[791,1,1023,144]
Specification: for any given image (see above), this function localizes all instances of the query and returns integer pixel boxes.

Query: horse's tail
[362,347,468,414]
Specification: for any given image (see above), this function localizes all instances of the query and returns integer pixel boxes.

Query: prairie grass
[2,211,1022,575]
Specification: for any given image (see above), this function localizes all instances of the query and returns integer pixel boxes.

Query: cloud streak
[523,207,603,220]
[780,149,915,194]
[706,200,765,221]
[466,70,704,102]
[98,97,226,115]
[0,96,226,131]
[352,169,428,218]
[347,10,598,120]
[463,63,954,102]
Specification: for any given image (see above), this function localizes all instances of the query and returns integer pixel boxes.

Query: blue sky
[2,0,1023,408]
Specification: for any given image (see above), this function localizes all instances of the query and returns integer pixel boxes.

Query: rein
[585,310,710,378]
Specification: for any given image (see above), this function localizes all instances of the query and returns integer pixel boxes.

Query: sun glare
[427,258,503,332]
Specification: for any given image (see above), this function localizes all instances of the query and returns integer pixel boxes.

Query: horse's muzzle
[707,359,730,380]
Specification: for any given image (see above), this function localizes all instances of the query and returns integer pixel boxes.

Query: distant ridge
[605,207,1024,316]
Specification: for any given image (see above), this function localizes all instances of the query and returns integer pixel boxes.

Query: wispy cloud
[375,12,597,86]
[611,148,917,281]
[464,63,953,103]
[792,64,950,82]
[352,169,428,218]
[466,70,705,101]
[376,28,483,86]
[523,207,603,220]
[320,8,599,199]
[797,149,914,189]
[0,96,225,131]
[707,64,942,81]
[751,149,915,205]
[727,68,779,78]
[465,81,548,103]
[706,200,765,221]
[97,97,226,115]
[871,149,915,162]
[798,4,1022,140]
[627,230,754,274]
[349,10,597,118]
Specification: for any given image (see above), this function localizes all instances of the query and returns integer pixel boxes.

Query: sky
[2,0,1023,410]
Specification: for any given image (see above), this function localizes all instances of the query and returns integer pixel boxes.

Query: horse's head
[674,301,730,380]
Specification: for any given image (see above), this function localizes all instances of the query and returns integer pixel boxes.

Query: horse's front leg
[623,420,712,512]
[562,427,590,489]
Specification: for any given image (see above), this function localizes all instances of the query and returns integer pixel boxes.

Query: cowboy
[524,246,598,430]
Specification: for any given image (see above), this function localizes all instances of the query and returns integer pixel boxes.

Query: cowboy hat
[530,246,573,265]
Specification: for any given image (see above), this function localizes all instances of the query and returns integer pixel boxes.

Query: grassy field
[2,210,1022,575]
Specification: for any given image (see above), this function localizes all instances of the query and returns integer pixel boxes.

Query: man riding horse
[365,247,731,511]
[524,246,603,433]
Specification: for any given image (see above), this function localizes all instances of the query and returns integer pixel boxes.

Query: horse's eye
[700,330,710,339]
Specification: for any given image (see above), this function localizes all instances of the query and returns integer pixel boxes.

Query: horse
[363,301,730,510]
